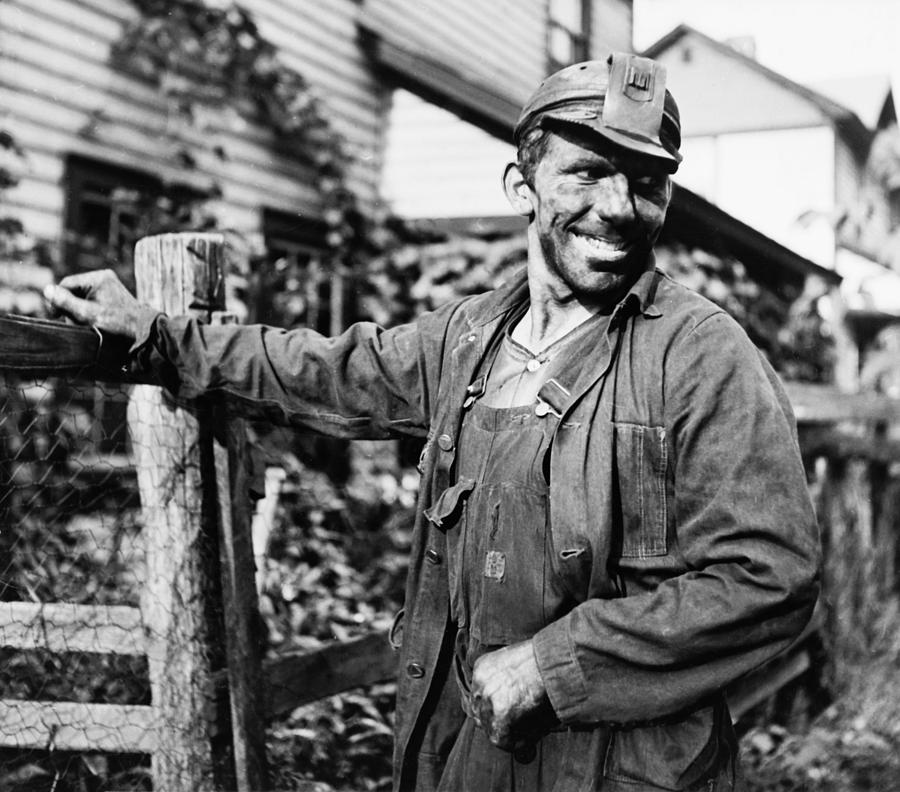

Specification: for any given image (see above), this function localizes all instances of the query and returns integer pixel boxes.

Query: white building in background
[644,24,900,318]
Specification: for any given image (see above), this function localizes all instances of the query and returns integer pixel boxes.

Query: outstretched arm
[44,269,439,439]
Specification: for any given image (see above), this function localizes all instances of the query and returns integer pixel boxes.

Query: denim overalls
[432,311,613,791]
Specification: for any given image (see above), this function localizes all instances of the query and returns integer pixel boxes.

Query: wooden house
[0,0,629,307]
[1,1,837,365]
[643,25,899,306]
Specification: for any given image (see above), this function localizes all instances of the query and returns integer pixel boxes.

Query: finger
[43,284,100,326]
[57,270,113,297]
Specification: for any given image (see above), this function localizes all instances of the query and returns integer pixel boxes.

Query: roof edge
[357,11,520,142]
[642,24,872,147]
[667,183,841,285]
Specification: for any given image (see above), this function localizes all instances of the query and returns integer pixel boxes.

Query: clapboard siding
[0,75,360,188]
[364,0,547,105]
[2,100,325,222]
[4,0,129,44]
[0,81,324,217]
[3,0,635,256]
[1,0,382,255]
[3,6,380,145]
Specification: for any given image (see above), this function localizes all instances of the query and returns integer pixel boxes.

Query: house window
[62,155,207,453]
[548,0,590,71]
[63,155,208,292]
[62,156,164,453]
[259,209,338,333]
[63,155,164,290]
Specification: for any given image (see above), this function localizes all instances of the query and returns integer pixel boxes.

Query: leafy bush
[254,437,416,791]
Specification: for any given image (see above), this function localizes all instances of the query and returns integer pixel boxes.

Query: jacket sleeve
[130,310,446,440]
[533,310,821,725]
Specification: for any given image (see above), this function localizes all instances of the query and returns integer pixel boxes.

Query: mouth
[569,230,632,261]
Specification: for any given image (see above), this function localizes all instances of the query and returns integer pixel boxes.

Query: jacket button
[437,434,454,451]
[406,662,425,678]
[425,549,442,565]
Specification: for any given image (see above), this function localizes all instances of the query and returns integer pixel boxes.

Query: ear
[502,162,534,218]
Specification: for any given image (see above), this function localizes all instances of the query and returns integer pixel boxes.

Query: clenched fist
[470,639,553,751]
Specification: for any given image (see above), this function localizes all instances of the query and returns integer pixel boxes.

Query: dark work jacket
[133,264,820,792]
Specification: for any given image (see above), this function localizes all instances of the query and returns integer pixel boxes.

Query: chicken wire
[0,371,151,790]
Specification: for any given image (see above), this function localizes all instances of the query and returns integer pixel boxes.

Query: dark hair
[516,123,553,186]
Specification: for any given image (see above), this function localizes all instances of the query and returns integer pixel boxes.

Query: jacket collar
[460,252,664,331]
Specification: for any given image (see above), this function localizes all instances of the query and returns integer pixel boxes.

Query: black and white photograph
[1,1,899,790]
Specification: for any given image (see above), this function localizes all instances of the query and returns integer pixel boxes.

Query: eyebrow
[564,153,615,170]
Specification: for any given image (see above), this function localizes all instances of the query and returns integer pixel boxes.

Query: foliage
[742,707,900,791]
[111,0,385,331]
[0,130,27,259]
[0,128,55,315]
[0,375,150,791]
[252,438,416,791]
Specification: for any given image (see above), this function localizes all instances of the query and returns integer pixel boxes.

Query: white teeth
[572,232,625,255]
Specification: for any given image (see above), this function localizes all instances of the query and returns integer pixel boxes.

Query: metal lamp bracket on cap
[602,53,667,143]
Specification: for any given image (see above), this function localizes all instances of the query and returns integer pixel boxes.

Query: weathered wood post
[128,233,268,790]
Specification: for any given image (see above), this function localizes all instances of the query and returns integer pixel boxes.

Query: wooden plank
[800,425,900,463]
[0,700,156,753]
[727,648,811,721]
[262,630,398,719]
[210,313,270,791]
[4,0,128,43]
[785,381,900,424]
[726,601,824,720]
[0,603,144,655]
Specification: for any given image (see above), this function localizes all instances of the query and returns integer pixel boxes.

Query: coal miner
[46,54,820,792]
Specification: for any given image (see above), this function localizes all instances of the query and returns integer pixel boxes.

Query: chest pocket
[614,422,668,558]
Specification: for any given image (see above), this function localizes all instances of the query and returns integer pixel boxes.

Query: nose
[590,173,634,223]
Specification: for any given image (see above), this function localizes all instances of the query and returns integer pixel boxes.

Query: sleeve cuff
[129,306,165,355]
[126,307,169,381]
[532,616,589,724]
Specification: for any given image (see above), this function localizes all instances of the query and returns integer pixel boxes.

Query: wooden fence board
[261,630,397,718]
[0,603,145,655]
[211,310,270,791]
[799,425,900,463]
[785,382,900,424]
[0,700,156,753]
[728,648,811,721]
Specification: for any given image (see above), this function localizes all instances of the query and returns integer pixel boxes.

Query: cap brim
[539,110,682,173]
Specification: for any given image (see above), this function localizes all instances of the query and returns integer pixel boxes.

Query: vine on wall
[112,0,369,330]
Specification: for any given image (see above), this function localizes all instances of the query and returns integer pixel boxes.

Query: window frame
[547,0,591,73]
[63,154,162,278]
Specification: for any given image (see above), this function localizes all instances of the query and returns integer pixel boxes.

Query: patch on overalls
[484,551,506,580]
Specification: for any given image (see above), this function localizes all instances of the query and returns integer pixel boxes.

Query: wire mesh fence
[0,370,153,790]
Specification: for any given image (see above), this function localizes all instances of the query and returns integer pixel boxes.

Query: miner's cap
[515,54,682,173]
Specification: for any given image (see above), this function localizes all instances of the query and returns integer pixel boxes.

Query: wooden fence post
[129,233,268,790]
[211,311,270,790]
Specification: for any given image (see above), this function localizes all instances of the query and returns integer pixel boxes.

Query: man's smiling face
[526,124,671,306]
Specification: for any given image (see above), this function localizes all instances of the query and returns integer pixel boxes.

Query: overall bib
[433,312,612,792]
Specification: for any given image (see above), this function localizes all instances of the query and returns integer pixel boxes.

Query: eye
[574,166,607,181]
[631,174,663,192]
